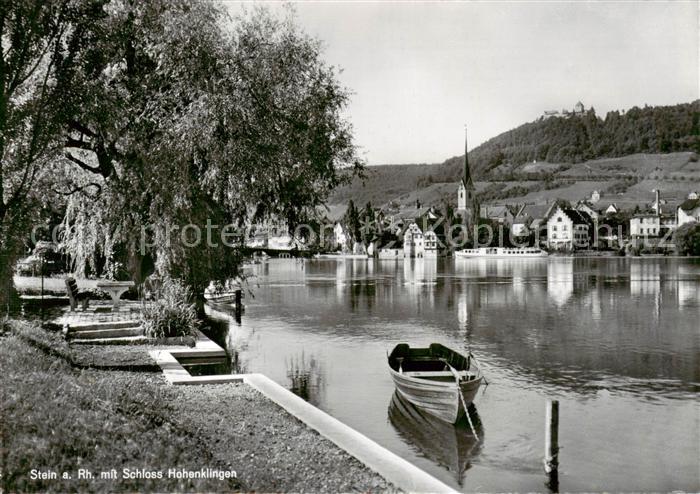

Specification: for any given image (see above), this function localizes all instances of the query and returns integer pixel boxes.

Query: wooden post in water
[544,399,559,492]
[234,289,242,322]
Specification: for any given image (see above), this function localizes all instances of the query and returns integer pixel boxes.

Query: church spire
[463,125,472,188]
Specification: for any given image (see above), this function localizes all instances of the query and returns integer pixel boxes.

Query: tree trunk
[0,247,19,317]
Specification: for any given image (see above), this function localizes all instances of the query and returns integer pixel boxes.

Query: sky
[223,1,698,165]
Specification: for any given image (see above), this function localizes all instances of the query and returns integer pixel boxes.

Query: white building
[333,223,349,251]
[403,223,424,258]
[660,215,677,231]
[630,214,660,237]
[423,230,439,258]
[511,216,530,237]
[678,199,700,226]
[378,248,403,259]
[546,206,592,250]
[402,222,440,258]
[604,204,619,215]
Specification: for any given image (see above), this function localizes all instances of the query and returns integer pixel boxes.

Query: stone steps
[70,336,148,345]
[66,320,141,332]
[67,327,144,340]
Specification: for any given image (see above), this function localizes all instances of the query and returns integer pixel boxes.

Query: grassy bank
[0,323,396,493]
[13,321,160,370]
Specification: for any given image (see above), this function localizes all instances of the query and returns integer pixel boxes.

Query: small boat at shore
[204,292,243,313]
[387,343,483,424]
[455,247,548,258]
[204,281,243,312]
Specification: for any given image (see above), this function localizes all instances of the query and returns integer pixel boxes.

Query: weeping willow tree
[1,0,105,309]
[56,2,362,293]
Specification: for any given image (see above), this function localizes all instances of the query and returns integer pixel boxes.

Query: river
[205,257,699,492]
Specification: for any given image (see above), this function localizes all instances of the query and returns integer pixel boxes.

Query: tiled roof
[520,204,552,219]
[562,208,593,224]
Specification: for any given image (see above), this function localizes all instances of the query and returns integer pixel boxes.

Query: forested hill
[437,100,699,180]
[327,101,700,210]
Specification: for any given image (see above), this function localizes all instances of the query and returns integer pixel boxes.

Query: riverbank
[0,323,396,493]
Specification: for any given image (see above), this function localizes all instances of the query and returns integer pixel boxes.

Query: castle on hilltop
[541,101,590,120]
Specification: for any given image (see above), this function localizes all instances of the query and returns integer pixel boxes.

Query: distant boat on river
[455,247,548,258]
[387,343,483,424]
[313,253,369,259]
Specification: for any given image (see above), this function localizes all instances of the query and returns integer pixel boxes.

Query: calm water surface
[206,257,700,492]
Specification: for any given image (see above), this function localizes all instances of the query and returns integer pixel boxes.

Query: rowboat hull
[389,368,482,423]
[204,293,242,313]
[387,343,483,424]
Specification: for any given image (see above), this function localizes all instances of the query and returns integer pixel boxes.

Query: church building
[457,126,479,226]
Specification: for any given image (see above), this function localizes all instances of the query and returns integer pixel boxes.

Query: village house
[423,229,439,258]
[546,206,592,250]
[402,221,439,258]
[518,203,556,238]
[333,222,349,251]
[678,198,700,226]
[402,222,424,258]
[382,204,437,235]
[575,201,600,221]
[604,203,619,215]
[377,247,403,259]
[511,214,531,237]
[480,205,516,225]
[661,214,677,229]
[630,214,660,237]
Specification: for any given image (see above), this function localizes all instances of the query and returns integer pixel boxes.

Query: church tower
[457,126,478,224]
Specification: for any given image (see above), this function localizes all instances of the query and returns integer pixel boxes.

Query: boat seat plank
[402,370,466,378]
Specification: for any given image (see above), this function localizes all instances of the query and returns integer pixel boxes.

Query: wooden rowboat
[387,343,483,424]
[203,291,243,313]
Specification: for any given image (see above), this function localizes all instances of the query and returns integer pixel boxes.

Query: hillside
[327,101,700,215]
[327,152,699,214]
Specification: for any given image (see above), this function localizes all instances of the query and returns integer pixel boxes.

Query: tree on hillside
[56,3,362,291]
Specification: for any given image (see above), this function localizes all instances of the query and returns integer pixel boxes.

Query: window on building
[557,217,562,222]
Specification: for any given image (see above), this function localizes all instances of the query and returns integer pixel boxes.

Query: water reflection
[677,265,700,309]
[206,258,700,492]
[547,259,574,307]
[630,260,661,296]
[388,392,482,486]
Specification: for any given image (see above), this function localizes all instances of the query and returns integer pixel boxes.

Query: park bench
[64,277,90,311]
